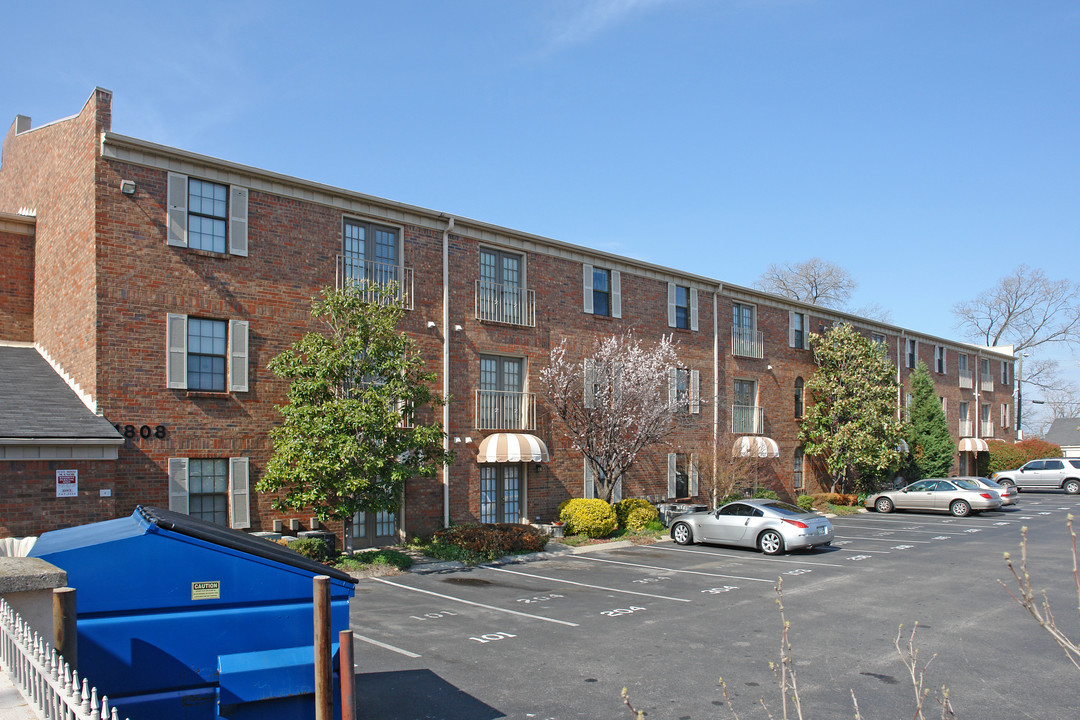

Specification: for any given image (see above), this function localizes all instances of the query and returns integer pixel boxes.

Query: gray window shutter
[230,457,251,529]
[167,173,188,247]
[690,288,698,331]
[667,282,676,327]
[690,370,700,414]
[612,477,623,503]
[788,311,797,348]
[584,460,596,499]
[690,458,699,497]
[228,319,249,392]
[168,457,189,514]
[166,313,188,389]
[582,264,594,314]
[611,271,622,318]
[667,453,677,497]
[229,186,249,257]
[668,367,678,406]
[584,359,596,409]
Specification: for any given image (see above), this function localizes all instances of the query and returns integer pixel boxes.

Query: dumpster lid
[137,506,356,584]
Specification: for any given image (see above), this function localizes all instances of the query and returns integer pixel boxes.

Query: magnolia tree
[798,323,903,493]
[540,334,681,503]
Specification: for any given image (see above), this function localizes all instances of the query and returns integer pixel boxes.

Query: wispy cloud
[541,0,679,53]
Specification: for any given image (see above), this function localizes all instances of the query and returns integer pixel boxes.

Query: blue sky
[4,1,1078,392]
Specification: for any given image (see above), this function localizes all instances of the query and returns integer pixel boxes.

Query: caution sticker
[191,581,221,600]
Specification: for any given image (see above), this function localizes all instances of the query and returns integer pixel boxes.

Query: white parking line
[833,535,931,543]
[482,565,691,602]
[569,554,774,582]
[829,546,890,553]
[651,545,846,568]
[352,633,422,658]
[372,577,580,627]
[838,524,978,534]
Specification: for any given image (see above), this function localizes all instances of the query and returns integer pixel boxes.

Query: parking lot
[348,494,1080,719]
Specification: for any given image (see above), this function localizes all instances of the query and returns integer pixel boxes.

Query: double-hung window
[166,314,249,392]
[666,453,698,499]
[906,339,918,369]
[667,283,697,330]
[167,173,248,255]
[582,264,621,317]
[789,312,808,349]
[1001,361,1009,385]
[794,377,804,419]
[668,367,700,414]
[167,456,250,528]
[935,346,946,374]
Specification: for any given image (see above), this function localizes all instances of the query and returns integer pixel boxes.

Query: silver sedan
[668,499,834,555]
[960,476,1018,506]
[865,478,1002,517]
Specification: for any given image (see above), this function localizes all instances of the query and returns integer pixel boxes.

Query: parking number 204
[602,606,646,617]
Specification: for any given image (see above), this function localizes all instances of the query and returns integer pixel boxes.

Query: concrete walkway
[0,670,34,720]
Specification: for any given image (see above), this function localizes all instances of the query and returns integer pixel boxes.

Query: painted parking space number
[784,568,812,576]
[602,606,646,617]
[891,545,914,550]
[848,555,871,561]
[470,631,517,643]
[702,586,739,594]
[410,610,458,621]
[517,594,564,604]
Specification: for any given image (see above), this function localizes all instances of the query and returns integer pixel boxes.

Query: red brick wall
[0,218,34,341]
[0,460,120,537]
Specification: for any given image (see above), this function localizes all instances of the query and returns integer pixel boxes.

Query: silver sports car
[668,499,834,555]
[865,478,1002,516]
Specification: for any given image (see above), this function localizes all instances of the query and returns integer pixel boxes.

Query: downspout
[442,216,454,528]
[896,333,903,421]
[712,287,720,502]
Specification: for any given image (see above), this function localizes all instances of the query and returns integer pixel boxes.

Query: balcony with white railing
[958,418,974,437]
[476,390,536,431]
[475,281,536,327]
[336,256,414,310]
[980,375,994,392]
[731,404,764,435]
[981,421,995,438]
[731,328,764,359]
[958,368,973,389]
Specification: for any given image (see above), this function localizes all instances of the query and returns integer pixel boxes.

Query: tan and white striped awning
[733,436,780,458]
[958,437,990,453]
[476,433,550,463]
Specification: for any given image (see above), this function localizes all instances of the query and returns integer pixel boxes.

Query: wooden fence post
[314,575,332,720]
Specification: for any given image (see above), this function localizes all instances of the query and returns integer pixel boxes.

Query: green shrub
[797,494,815,512]
[426,523,549,565]
[625,505,660,531]
[642,519,665,533]
[335,548,413,572]
[559,498,617,538]
[289,537,330,562]
[753,488,780,500]
[614,498,654,528]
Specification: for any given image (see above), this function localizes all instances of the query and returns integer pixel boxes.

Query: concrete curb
[407,539,644,574]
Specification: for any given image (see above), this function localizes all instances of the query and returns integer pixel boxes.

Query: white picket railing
[0,598,126,720]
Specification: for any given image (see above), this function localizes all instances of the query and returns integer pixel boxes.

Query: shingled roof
[0,345,122,441]
[1045,418,1080,450]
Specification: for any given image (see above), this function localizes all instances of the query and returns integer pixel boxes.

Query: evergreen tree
[904,361,955,480]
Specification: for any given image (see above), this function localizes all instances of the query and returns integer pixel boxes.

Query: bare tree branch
[755,258,856,309]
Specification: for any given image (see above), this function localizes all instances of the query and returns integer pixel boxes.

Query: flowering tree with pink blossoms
[540,333,683,503]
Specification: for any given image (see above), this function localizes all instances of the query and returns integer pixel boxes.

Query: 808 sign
[114,424,167,441]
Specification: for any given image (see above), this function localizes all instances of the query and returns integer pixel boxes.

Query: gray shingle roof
[1044,418,1080,449]
[0,346,122,440]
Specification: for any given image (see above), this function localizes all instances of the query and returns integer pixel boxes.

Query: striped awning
[733,436,780,458]
[958,437,990,453]
[476,433,550,463]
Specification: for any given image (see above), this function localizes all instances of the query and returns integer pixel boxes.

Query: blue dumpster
[29,506,356,720]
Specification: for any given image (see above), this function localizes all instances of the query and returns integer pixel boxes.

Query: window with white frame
[166,314,249,392]
[935,346,946,373]
[668,367,700,414]
[478,355,528,430]
[168,456,250,528]
[478,248,529,325]
[789,311,808,349]
[167,173,248,255]
[583,264,621,317]
[981,403,992,436]
[1000,403,1010,429]
[959,401,971,436]
[1001,361,1009,385]
[732,302,761,358]
[794,377,804,419]
[906,339,918,369]
[481,465,521,523]
[871,332,887,346]
[940,396,947,415]
[793,448,804,490]
[668,283,698,330]
[667,453,698,499]
[732,379,759,433]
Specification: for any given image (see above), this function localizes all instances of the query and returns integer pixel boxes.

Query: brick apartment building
[0,88,1017,546]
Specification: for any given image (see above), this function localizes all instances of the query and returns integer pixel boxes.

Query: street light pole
[1016,352,1029,441]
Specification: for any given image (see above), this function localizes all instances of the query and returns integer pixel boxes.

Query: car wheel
[1064,480,1080,495]
[672,522,693,545]
[950,500,971,517]
[998,479,1015,489]
[875,497,894,513]
[759,530,784,555]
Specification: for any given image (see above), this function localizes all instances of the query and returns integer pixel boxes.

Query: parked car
[960,476,1018,506]
[992,458,1080,495]
[669,499,833,555]
[865,478,1001,517]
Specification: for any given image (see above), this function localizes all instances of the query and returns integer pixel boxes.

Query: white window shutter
[611,271,622,318]
[582,264,594,314]
[690,458,699,497]
[228,319,249,392]
[230,457,251,529]
[167,173,188,247]
[667,282,676,327]
[668,367,678,406]
[166,313,188,389]
[612,477,623,503]
[168,458,189,514]
[788,311,796,348]
[690,288,698,331]
[584,460,596,499]
[667,453,677,498]
[584,359,596,409]
[690,370,700,414]
[229,186,249,257]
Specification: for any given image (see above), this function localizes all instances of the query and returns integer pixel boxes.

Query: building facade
[0,89,1017,544]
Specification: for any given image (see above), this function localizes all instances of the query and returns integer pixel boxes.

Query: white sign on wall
[56,469,78,498]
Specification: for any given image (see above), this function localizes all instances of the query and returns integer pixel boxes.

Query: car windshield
[953,479,979,490]
[976,477,1004,489]
[760,501,806,516]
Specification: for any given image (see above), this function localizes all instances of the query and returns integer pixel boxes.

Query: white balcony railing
[475,281,536,327]
[980,375,994,392]
[731,328,764,359]
[958,418,974,437]
[336,256,414,310]
[958,368,973,389]
[981,421,995,438]
[476,390,536,431]
[731,404,764,434]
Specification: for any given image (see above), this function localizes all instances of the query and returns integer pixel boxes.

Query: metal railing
[958,418,974,437]
[980,375,994,392]
[731,328,764,359]
[731,404,764,434]
[476,390,536,431]
[958,368,973,389]
[981,421,995,438]
[475,281,536,327]
[336,256,414,310]
[1,598,127,720]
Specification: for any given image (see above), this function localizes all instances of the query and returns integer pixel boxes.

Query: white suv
[992,458,1080,495]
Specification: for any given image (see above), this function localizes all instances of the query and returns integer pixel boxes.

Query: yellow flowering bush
[559,498,617,538]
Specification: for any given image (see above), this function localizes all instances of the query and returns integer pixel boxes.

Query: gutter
[442,216,454,528]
